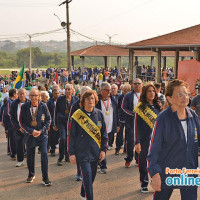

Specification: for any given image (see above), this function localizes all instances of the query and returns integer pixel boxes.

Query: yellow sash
[71,109,101,149]
[134,102,157,129]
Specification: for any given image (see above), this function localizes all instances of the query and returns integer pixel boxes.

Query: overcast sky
[0,0,199,44]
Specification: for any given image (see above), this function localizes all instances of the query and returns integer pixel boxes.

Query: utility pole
[27,34,32,70]
[105,34,117,68]
[59,0,72,73]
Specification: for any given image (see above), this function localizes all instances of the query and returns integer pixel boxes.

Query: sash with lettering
[134,102,157,129]
[71,109,101,149]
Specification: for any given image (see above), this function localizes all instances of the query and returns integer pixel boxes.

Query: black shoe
[115,149,120,155]
[26,176,35,183]
[51,152,56,157]
[57,159,62,166]
[65,157,70,162]
[141,187,148,193]
[42,179,52,186]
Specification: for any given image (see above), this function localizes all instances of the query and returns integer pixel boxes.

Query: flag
[13,64,25,89]
[53,72,59,84]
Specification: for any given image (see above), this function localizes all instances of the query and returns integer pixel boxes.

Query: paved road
[0,126,196,200]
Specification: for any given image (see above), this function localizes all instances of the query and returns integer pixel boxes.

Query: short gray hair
[100,82,111,90]
[80,86,92,95]
[41,91,50,100]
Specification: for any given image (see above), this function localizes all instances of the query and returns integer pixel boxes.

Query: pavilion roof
[127,24,200,50]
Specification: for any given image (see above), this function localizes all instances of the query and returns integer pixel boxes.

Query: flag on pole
[13,64,25,89]
[53,71,59,84]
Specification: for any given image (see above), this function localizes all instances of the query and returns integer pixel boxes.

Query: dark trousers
[124,127,134,162]
[48,126,59,153]
[58,124,68,161]
[138,142,149,188]
[79,160,98,200]
[108,131,114,147]
[77,163,81,176]
[153,187,197,200]
[8,129,16,158]
[15,131,25,162]
[26,136,48,180]
[116,123,124,150]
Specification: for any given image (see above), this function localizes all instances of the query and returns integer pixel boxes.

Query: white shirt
[133,93,140,109]
[101,97,113,133]
[17,103,24,122]
[180,120,187,143]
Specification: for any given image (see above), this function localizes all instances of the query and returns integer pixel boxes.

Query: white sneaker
[16,161,24,167]
[80,195,86,200]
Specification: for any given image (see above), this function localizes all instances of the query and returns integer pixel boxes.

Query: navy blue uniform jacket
[121,90,136,129]
[134,104,160,144]
[47,98,56,126]
[10,98,29,131]
[95,95,119,133]
[147,107,200,188]
[68,108,108,163]
[20,101,51,142]
[117,94,126,123]
[4,98,14,131]
[55,95,77,127]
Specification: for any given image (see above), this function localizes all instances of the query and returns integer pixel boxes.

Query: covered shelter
[126,24,200,82]
[71,45,129,71]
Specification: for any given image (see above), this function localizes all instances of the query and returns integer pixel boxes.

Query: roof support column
[151,56,154,68]
[155,49,161,83]
[71,55,74,70]
[80,56,85,74]
[174,50,179,79]
[129,49,135,80]
[104,56,108,68]
[163,56,166,68]
[117,56,121,71]
[194,48,200,61]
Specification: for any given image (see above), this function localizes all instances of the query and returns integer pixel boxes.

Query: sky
[0,0,200,45]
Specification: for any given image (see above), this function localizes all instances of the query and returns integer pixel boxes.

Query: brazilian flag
[13,64,25,89]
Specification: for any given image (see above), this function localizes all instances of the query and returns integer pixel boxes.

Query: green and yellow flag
[13,64,25,89]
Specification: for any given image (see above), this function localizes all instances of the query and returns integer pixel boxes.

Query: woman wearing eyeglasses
[134,82,162,193]
[147,79,200,200]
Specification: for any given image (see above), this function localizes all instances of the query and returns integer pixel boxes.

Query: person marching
[147,79,199,200]
[68,90,108,200]
[55,83,77,166]
[68,86,92,181]
[4,88,18,160]
[115,83,131,155]
[134,83,162,193]
[20,88,52,186]
[10,88,29,167]
[96,82,119,174]
[122,78,143,167]
[47,88,60,156]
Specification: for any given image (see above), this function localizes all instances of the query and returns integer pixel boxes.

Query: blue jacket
[134,104,160,144]
[47,98,57,126]
[20,101,51,139]
[10,98,29,131]
[117,94,126,123]
[0,104,7,128]
[96,95,119,133]
[68,108,108,163]
[55,95,77,128]
[147,107,200,188]
[121,90,136,129]
[4,98,14,131]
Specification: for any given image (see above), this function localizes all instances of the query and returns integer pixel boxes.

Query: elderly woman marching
[68,90,108,200]
[134,82,162,193]
[147,79,200,200]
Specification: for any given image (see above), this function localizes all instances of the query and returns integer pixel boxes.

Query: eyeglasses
[30,95,39,97]
[85,97,95,101]
[133,83,141,85]
[175,92,191,98]
[103,89,111,92]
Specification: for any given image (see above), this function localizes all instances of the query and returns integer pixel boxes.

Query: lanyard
[102,98,110,111]
[135,93,140,100]
[31,105,38,120]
